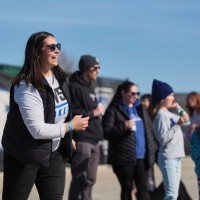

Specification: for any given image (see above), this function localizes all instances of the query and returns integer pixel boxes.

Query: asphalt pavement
[0,156,198,200]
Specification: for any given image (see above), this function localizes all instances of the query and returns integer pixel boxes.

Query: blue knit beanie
[151,79,174,105]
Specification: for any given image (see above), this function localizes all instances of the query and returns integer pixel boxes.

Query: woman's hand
[69,115,89,131]
[172,101,178,108]
[124,119,135,130]
[177,113,189,126]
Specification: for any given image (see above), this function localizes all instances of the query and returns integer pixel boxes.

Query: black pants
[112,159,150,200]
[2,150,66,200]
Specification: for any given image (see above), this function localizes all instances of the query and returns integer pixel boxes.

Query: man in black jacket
[68,55,105,200]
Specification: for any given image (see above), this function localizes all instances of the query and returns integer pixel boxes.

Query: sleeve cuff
[89,111,94,118]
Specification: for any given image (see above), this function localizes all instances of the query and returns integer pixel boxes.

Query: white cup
[130,118,137,131]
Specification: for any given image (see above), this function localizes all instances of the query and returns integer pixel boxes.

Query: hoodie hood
[69,71,91,86]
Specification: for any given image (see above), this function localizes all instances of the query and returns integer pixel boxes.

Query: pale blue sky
[0,0,200,94]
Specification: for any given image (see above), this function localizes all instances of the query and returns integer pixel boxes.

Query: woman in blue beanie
[151,79,189,200]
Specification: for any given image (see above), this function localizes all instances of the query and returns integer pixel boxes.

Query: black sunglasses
[42,43,61,51]
[127,91,140,96]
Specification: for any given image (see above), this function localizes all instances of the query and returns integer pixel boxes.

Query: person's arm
[190,132,200,166]
[154,113,181,145]
[14,81,66,139]
[102,106,131,140]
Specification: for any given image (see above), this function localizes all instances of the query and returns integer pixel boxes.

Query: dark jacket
[102,101,157,169]
[2,72,72,167]
[69,71,103,144]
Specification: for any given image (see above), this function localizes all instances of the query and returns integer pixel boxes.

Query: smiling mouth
[52,56,57,59]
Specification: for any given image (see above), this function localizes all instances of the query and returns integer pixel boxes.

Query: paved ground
[0,156,198,200]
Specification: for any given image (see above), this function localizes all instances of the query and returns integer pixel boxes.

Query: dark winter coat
[102,101,158,169]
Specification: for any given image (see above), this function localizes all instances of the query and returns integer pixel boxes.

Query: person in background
[1,31,89,200]
[103,81,157,200]
[190,122,200,199]
[141,94,151,115]
[68,55,105,200]
[141,93,156,193]
[185,92,200,140]
[151,79,189,200]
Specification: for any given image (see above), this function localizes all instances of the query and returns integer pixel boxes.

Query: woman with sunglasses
[2,31,89,200]
[102,81,157,200]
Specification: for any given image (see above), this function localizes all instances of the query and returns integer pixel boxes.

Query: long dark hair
[110,81,137,104]
[13,31,67,90]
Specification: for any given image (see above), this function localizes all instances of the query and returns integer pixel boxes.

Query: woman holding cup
[102,81,157,200]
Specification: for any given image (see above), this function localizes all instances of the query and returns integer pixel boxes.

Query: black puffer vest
[2,74,72,167]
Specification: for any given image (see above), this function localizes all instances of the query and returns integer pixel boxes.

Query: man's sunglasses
[127,91,140,96]
[89,66,100,71]
[42,43,61,51]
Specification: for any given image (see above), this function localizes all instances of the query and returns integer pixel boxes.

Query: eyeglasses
[42,43,61,51]
[89,66,100,71]
[127,91,140,96]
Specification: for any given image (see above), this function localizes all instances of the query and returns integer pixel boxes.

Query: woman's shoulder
[157,109,176,117]
[153,109,172,124]
[155,109,167,118]
[14,80,33,91]
[14,80,41,101]
[105,103,116,111]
